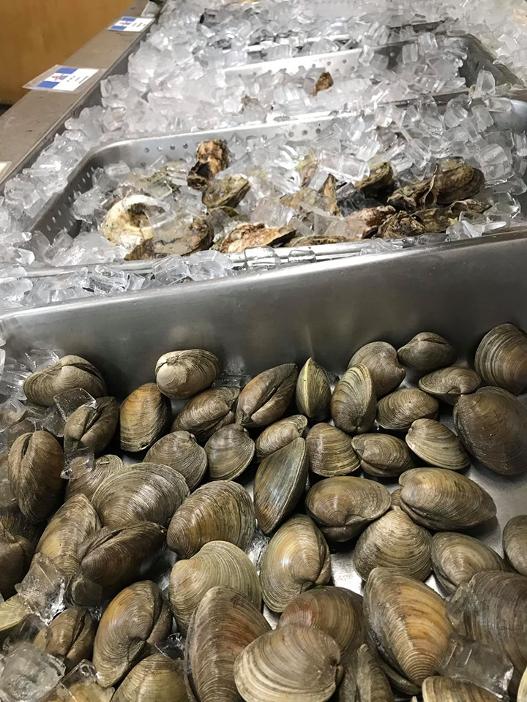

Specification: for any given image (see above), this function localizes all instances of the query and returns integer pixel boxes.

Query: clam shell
[296,358,331,420]
[63,396,119,455]
[236,364,298,428]
[306,476,391,542]
[352,433,414,478]
[93,580,172,688]
[364,567,453,691]
[113,654,187,702]
[331,365,377,434]
[397,333,456,372]
[350,342,405,397]
[120,384,171,452]
[454,387,527,476]
[0,594,32,638]
[353,643,395,702]
[145,431,207,490]
[254,438,308,534]
[405,419,470,471]
[34,607,96,671]
[65,454,125,501]
[260,515,331,613]
[169,540,261,633]
[377,388,438,431]
[205,424,255,481]
[185,585,270,702]
[172,387,239,442]
[307,423,360,477]
[92,463,189,529]
[422,677,500,702]
[155,349,220,399]
[167,480,254,557]
[418,366,481,404]
[353,508,432,581]
[279,586,365,659]
[0,524,35,599]
[23,355,106,407]
[399,468,496,530]
[503,515,527,575]
[475,323,527,394]
[519,667,527,702]
[255,415,308,459]
[234,624,343,702]
[431,532,506,594]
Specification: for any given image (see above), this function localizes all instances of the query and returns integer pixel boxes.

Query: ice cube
[246,529,270,573]
[473,69,496,98]
[15,554,67,623]
[0,642,65,702]
[0,399,25,433]
[62,447,95,481]
[53,389,96,421]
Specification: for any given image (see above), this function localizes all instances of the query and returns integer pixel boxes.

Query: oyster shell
[255,415,308,459]
[397,333,456,372]
[155,349,220,399]
[351,433,414,478]
[313,70,334,95]
[475,323,527,394]
[236,363,298,428]
[205,424,255,481]
[167,480,254,557]
[306,423,360,477]
[398,468,496,530]
[202,175,250,210]
[188,139,229,190]
[216,222,296,254]
[350,342,406,398]
[353,507,432,582]
[377,211,426,239]
[418,366,481,404]
[113,654,187,702]
[34,607,96,671]
[331,365,377,434]
[431,532,506,594]
[23,355,106,407]
[101,195,161,260]
[152,214,214,257]
[296,358,332,421]
[65,454,125,501]
[503,515,527,575]
[355,162,395,199]
[422,676,499,702]
[306,476,391,542]
[172,387,239,442]
[169,540,261,633]
[120,383,171,452]
[376,388,438,431]
[145,431,207,490]
[63,396,119,455]
[454,387,527,476]
[405,419,470,470]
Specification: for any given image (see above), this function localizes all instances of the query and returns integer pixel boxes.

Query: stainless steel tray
[2,234,526,591]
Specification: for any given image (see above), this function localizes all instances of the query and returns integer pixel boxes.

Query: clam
[377,388,438,431]
[256,415,308,459]
[405,419,470,470]
[260,515,331,613]
[399,468,496,530]
[279,586,365,659]
[236,364,298,428]
[112,654,187,702]
[454,387,527,476]
[188,139,229,190]
[92,463,189,529]
[69,522,166,606]
[306,476,391,541]
[34,607,96,671]
[431,532,506,594]
[167,480,254,557]
[475,323,527,394]
[44,662,114,702]
[155,349,220,399]
[169,540,261,633]
[353,507,432,581]
[448,571,527,693]
[63,396,119,455]
[172,387,239,442]
[350,342,405,397]
[205,424,255,480]
[23,355,106,407]
[0,523,35,598]
[351,433,414,478]
[331,365,376,434]
[307,423,360,477]
[254,438,308,534]
[520,667,527,702]
[503,515,527,575]
[296,358,331,420]
[65,454,125,501]
[8,430,64,523]
[93,580,172,688]
[186,586,270,702]
[0,594,32,639]
[352,643,395,702]
[145,431,207,490]
[397,333,456,372]
[36,494,100,579]
[422,677,500,702]
[120,383,171,452]
[364,567,453,692]
[234,624,343,702]
[418,366,481,404]
[390,488,402,508]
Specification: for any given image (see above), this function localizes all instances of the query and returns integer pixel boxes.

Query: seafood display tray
[2,234,527,596]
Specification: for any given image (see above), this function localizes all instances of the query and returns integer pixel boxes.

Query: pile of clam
[1,324,527,701]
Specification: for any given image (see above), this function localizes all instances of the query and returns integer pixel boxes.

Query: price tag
[25,66,100,93]
[109,16,154,32]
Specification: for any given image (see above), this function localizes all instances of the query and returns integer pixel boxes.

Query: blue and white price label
[25,66,100,93]
[109,16,154,32]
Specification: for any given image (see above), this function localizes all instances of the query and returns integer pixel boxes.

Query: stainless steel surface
[2,234,526,594]
[0,0,150,187]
